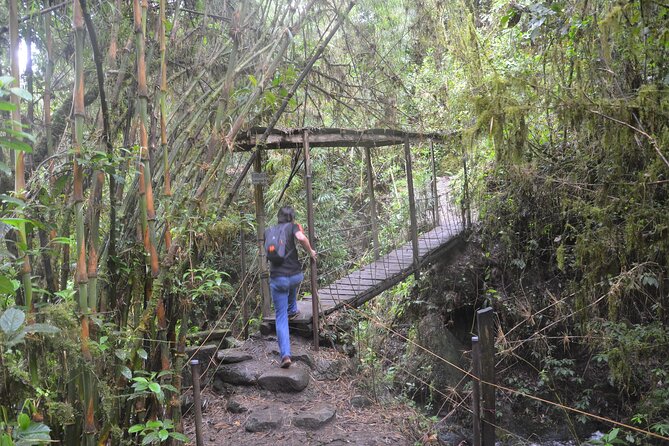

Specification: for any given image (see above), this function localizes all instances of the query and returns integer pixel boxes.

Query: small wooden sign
[251,172,268,186]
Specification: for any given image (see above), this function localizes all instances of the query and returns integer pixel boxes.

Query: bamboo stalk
[156,0,172,423]
[80,0,109,313]
[73,2,95,444]
[40,7,57,295]
[8,0,33,313]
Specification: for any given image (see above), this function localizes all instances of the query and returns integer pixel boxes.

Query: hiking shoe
[288,310,301,320]
[280,356,292,369]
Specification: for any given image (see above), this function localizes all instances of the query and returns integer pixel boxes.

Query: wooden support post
[404,137,419,279]
[476,307,495,445]
[304,132,319,351]
[254,151,270,317]
[430,141,440,227]
[190,360,204,446]
[471,336,482,446]
[240,220,248,339]
[461,140,472,229]
[364,147,379,260]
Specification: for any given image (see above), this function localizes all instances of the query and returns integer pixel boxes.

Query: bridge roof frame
[234,127,460,150]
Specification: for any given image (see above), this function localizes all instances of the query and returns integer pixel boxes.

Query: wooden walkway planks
[317,223,463,315]
[264,223,464,325]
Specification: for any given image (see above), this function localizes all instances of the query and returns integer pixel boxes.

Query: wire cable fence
[339,302,669,443]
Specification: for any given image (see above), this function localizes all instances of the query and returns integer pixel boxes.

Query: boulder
[257,366,310,392]
[216,348,253,364]
[293,406,336,429]
[215,361,263,385]
[226,397,248,414]
[270,346,315,369]
[245,407,284,432]
[350,394,373,408]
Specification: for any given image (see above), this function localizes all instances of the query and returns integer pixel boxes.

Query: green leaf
[0,308,25,334]
[142,432,159,445]
[158,429,169,441]
[51,237,73,245]
[0,218,33,229]
[128,424,144,434]
[0,76,15,86]
[1,432,14,446]
[9,88,32,101]
[162,384,178,393]
[5,331,26,348]
[248,74,258,87]
[148,382,161,394]
[23,323,60,335]
[0,139,32,153]
[120,366,132,380]
[17,421,50,438]
[145,420,162,430]
[0,102,17,111]
[137,348,148,360]
[17,413,30,430]
[115,349,128,361]
[0,275,18,294]
[3,127,36,142]
[0,195,26,208]
[169,432,190,442]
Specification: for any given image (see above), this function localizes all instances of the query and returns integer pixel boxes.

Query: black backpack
[264,223,292,265]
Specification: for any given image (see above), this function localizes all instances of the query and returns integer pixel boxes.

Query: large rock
[245,407,284,432]
[270,346,315,369]
[314,357,349,381]
[293,406,336,429]
[215,361,263,385]
[350,394,373,408]
[257,366,310,392]
[216,348,252,364]
[226,397,248,413]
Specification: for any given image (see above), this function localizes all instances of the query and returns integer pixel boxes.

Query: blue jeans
[269,272,304,359]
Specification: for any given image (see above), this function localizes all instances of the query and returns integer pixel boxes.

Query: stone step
[257,366,310,392]
[244,403,336,432]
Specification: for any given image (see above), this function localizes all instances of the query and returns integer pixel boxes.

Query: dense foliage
[0,0,667,444]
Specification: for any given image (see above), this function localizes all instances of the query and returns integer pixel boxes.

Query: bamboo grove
[0,1,358,443]
[1,0,668,444]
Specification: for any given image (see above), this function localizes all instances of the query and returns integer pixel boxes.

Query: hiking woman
[265,206,317,368]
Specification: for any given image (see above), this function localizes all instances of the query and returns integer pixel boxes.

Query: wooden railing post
[404,137,419,279]
[430,141,440,227]
[477,307,495,445]
[364,147,379,260]
[462,140,472,229]
[240,218,249,339]
[254,151,270,317]
[304,131,319,351]
[471,336,482,446]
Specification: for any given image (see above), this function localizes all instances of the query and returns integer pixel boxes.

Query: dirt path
[182,334,421,445]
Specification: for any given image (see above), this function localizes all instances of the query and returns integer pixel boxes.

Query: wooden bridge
[247,127,472,333]
[290,219,464,322]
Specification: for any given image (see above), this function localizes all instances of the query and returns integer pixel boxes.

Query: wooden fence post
[461,139,472,229]
[477,307,495,445]
[365,146,379,260]
[254,151,270,317]
[304,131,319,351]
[472,336,482,446]
[404,137,419,279]
[430,141,440,227]
[240,219,248,339]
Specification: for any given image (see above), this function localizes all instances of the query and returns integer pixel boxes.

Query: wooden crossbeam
[234,127,459,150]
